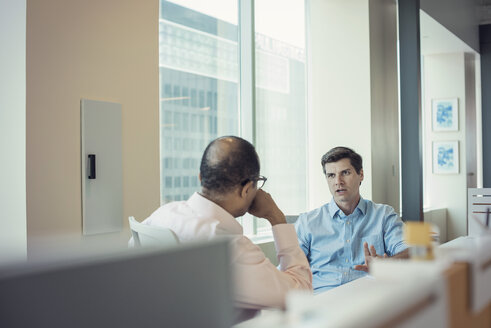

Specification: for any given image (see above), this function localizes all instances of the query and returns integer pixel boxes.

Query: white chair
[129,216,179,247]
[285,215,299,224]
[467,188,491,236]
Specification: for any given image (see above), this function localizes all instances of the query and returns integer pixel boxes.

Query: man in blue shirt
[295,147,408,293]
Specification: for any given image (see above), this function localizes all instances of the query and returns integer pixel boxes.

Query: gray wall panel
[480,25,491,187]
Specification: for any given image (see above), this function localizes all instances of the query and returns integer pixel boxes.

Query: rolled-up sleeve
[231,224,312,310]
[294,214,310,259]
[383,209,408,256]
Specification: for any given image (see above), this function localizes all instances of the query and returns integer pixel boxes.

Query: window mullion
[239,0,256,144]
[239,0,257,235]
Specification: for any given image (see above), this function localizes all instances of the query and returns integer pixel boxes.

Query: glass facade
[254,0,307,232]
[159,0,307,233]
[159,1,239,204]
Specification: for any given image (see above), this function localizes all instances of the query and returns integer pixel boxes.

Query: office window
[254,0,307,234]
[173,158,180,169]
[199,115,204,133]
[182,87,189,106]
[173,112,181,130]
[164,111,172,124]
[207,91,213,109]
[173,86,181,97]
[164,137,172,150]
[190,89,197,107]
[182,113,189,131]
[159,0,239,205]
[173,138,182,151]
[159,0,307,236]
[164,84,172,96]
[164,158,172,169]
[199,90,205,108]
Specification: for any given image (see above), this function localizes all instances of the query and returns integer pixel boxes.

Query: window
[159,0,239,205]
[159,0,307,236]
[254,0,307,235]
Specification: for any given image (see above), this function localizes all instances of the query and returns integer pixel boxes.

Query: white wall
[0,0,27,261]
[308,0,372,210]
[307,0,399,211]
[423,53,468,240]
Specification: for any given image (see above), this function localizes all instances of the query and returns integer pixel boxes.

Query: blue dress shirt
[295,197,407,293]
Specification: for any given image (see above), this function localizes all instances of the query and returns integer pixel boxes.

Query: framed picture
[432,98,459,131]
[433,141,459,174]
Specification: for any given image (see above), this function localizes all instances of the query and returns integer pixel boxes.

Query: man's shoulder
[151,199,189,215]
[145,200,195,225]
[298,203,330,223]
[363,199,397,217]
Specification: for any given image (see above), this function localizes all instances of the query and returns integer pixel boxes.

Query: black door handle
[88,154,96,179]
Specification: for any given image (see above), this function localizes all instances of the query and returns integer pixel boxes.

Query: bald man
[138,136,312,322]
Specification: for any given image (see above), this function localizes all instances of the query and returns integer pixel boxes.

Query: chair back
[285,215,299,224]
[129,216,179,247]
[468,188,491,236]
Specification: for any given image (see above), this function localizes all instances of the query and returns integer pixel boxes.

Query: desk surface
[235,270,444,328]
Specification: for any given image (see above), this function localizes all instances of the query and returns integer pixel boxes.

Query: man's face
[324,158,364,208]
[234,181,258,218]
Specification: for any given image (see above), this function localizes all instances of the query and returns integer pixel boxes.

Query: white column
[0,0,27,261]
[307,0,372,209]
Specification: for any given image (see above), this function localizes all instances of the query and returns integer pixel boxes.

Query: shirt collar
[328,197,367,218]
[187,192,243,235]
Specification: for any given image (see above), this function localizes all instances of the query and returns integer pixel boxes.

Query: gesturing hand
[353,242,388,272]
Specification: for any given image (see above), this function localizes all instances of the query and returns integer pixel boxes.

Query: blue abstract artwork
[436,102,453,128]
[432,98,458,131]
[437,146,454,169]
[433,141,459,174]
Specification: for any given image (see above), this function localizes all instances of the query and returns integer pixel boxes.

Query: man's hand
[353,242,388,272]
[248,189,286,226]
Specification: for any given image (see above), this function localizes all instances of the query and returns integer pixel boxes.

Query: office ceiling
[420,10,476,55]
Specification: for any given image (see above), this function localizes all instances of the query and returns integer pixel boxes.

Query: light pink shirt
[142,192,312,314]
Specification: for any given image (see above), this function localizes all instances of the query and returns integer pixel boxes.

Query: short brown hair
[321,147,363,174]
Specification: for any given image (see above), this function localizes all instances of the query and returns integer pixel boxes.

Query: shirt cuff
[272,223,299,251]
[393,241,409,256]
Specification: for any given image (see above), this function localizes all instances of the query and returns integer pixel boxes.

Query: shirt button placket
[346,217,352,272]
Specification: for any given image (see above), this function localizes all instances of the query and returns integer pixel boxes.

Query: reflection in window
[254,0,307,234]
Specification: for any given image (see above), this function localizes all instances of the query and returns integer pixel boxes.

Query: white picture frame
[432,141,459,174]
[432,98,459,131]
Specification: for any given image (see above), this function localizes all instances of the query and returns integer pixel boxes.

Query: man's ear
[198,173,202,182]
[359,169,364,185]
[240,181,254,198]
